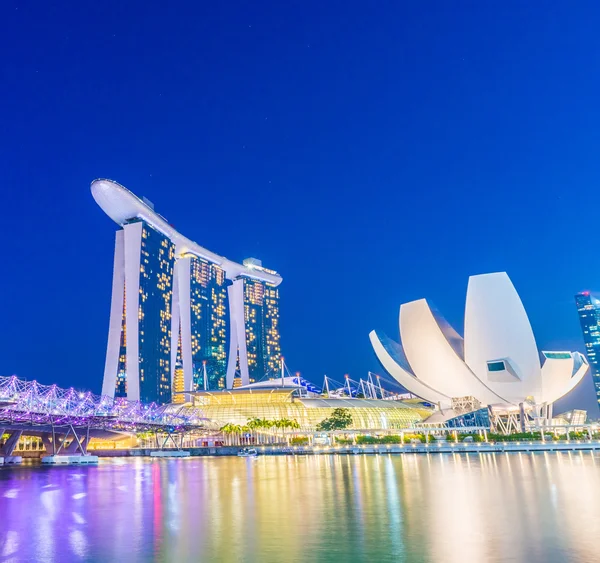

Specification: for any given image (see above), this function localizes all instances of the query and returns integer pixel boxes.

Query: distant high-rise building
[92,179,282,404]
[575,291,600,404]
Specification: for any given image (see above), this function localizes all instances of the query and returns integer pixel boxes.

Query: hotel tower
[92,179,282,404]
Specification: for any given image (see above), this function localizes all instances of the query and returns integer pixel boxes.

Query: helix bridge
[0,375,217,456]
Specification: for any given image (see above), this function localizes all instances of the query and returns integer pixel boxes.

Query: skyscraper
[243,259,281,380]
[173,255,228,392]
[101,219,175,403]
[575,291,600,404]
[224,259,282,385]
[92,179,282,404]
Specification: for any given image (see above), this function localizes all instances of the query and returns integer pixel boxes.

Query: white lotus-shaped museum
[370,272,588,410]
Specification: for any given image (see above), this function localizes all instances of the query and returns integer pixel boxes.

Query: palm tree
[247,418,273,443]
[221,423,250,445]
[246,418,261,442]
[279,418,300,445]
[246,418,263,431]
[220,423,235,445]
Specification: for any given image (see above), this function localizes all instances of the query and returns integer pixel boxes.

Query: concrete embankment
[91,440,600,458]
[93,447,243,457]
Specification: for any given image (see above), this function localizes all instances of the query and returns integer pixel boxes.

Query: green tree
[316,408,353,432]
[220,423,251,435]
[220,423,242,434]
[246,418,267,432]
[275,418,300,431]
[286,419,300,430]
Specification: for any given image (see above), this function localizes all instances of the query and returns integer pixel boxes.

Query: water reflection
[0,453,598,562]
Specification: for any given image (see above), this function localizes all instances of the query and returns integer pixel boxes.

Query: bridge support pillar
[41,433,64,455]
[0,431,22,456]
[65,434,88,455]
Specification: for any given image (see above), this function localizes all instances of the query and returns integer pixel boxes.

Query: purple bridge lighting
[0,376,216,457]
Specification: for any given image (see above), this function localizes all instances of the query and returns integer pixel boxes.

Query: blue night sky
[2,2,599,411]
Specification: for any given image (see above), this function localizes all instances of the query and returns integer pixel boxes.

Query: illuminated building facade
[172,360,185,404]
[115,292,127,397]
[174,256,228,392]
[226,258,281,386]
[190,387,432,431]
[101,219,175,404]
[244,278,264,378]
[93,179,282,404]
[575,291,600,404]
[137,221,175,403]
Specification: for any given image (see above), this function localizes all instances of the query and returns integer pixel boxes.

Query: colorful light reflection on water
[0,453,598,562]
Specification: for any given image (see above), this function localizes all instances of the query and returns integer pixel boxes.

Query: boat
[237,448,258,458]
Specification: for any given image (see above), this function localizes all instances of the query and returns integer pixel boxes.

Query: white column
[102,230,125,398]
[225,281,238,389]
[176,257,194,393]
[123,222,143,402]
[226,278,250,387]
[170,257,180,395]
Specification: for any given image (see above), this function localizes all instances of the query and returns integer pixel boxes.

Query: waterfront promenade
[80,439,600,458]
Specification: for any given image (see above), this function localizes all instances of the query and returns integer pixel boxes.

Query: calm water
[0,453,598,562]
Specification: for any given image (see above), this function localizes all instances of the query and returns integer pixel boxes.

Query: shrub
[355,435,407,445]
[290,437,309,446]
[487,432,542,442]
